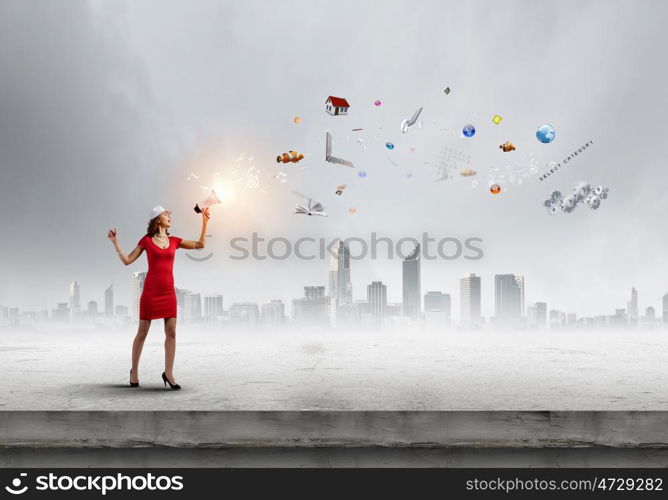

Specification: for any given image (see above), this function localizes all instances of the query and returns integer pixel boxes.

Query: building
[610,308,627,328]
[292,286,329,326]
[386,303,402,317]
[663,293,668,326]
[261,300,285,327]
[627,287,639,327]
[203,294,224,323]
[87,300,98,317]
[38,309,49,322]
[20,311,37,323]
[69,280,81,320]
[367,281,387,325]
[402,244,421,320]
[105,283,114,317]
[494,274,524,325]
[183,293,202,322]
[594,315,609,329]
[352,300,373,327]
[527,302,547,329]
[131,272,147,321]
[52,302,70,322]
[549,309,566,328]
[642,306,658,329]
[8,307,19,324]
[325,96,350,116]
[329,240,353,325]
[424,291,451,330]
[229,303,260,325]
[460,274,481,326]
[115,305,129,318]
[0,306,8,326]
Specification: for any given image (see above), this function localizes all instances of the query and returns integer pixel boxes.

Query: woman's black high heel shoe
[162,372,181,390]
[129,369,139,387]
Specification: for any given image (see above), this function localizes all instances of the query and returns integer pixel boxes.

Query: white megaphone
[194,189,222,213]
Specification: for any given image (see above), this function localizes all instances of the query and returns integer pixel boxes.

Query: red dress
[137,235,183,320]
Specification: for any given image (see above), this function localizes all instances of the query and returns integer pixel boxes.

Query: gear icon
[572,181,591,201]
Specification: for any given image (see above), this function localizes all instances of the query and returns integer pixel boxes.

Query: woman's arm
[117,246,144,266]
[107,228,144,266]
[179,208,211,250]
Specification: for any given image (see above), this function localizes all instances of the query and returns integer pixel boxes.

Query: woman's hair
[146,216,170,238]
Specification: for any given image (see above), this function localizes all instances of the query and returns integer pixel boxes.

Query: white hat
[148,205,170,222]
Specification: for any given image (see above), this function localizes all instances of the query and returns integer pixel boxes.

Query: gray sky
[1,0,667,319]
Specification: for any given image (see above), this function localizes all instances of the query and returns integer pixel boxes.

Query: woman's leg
[131,319,151,382]
[164,317,177,383]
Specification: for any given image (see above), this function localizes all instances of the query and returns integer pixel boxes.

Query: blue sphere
[536,124,556,143]
[462,124,475,137]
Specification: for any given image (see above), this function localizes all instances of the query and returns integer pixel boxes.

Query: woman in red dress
[107,205,210,389]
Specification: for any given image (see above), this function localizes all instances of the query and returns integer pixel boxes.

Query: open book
[294,198,327,217]
[325,132,354,168]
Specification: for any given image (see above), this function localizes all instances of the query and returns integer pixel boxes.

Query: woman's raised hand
[107,228,118,243]
[202,207,211,221]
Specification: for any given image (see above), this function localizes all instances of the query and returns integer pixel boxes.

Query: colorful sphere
[462,124,476,137]
[293,116,301,124]
[536,124,556,143]
[490,184,501,195]
[348,207,357,214]
[386,142,395,150]
[358,171,367,178]
[374,100,382,107]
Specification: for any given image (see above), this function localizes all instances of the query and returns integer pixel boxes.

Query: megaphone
[194,189,222,213]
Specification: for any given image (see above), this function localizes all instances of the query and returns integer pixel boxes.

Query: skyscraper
[262,300,285,326]
[627,287,639,327]
[402,244,421,320]
[367,281,387,325]
[183,293,202,321]
[424,292,451,314]
[229,303,260,325]
[424,291,451,330]
[293,286,329,326]
[527,302,547,329]
[104,283,114,317]
[329,240,353,324]
[460,274,481,325]
[69,281,81,320]
[663,293,668,325]
[87,300,98,316]
[494,274,525,324]
[203,294,224,323]
[131,272,146,321]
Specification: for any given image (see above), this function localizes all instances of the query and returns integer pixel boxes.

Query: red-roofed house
[325,96,350,116]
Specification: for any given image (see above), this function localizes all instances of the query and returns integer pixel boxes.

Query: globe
[536,124,556,143]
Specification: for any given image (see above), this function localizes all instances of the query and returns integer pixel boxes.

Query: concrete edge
[1,411,668,449]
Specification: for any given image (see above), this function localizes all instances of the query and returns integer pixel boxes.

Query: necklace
[153,234,169,248]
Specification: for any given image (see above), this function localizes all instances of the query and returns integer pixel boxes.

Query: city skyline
[2,253,665,330]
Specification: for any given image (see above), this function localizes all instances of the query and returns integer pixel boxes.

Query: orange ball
[490,184,501,195]
[293,116,302,124]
